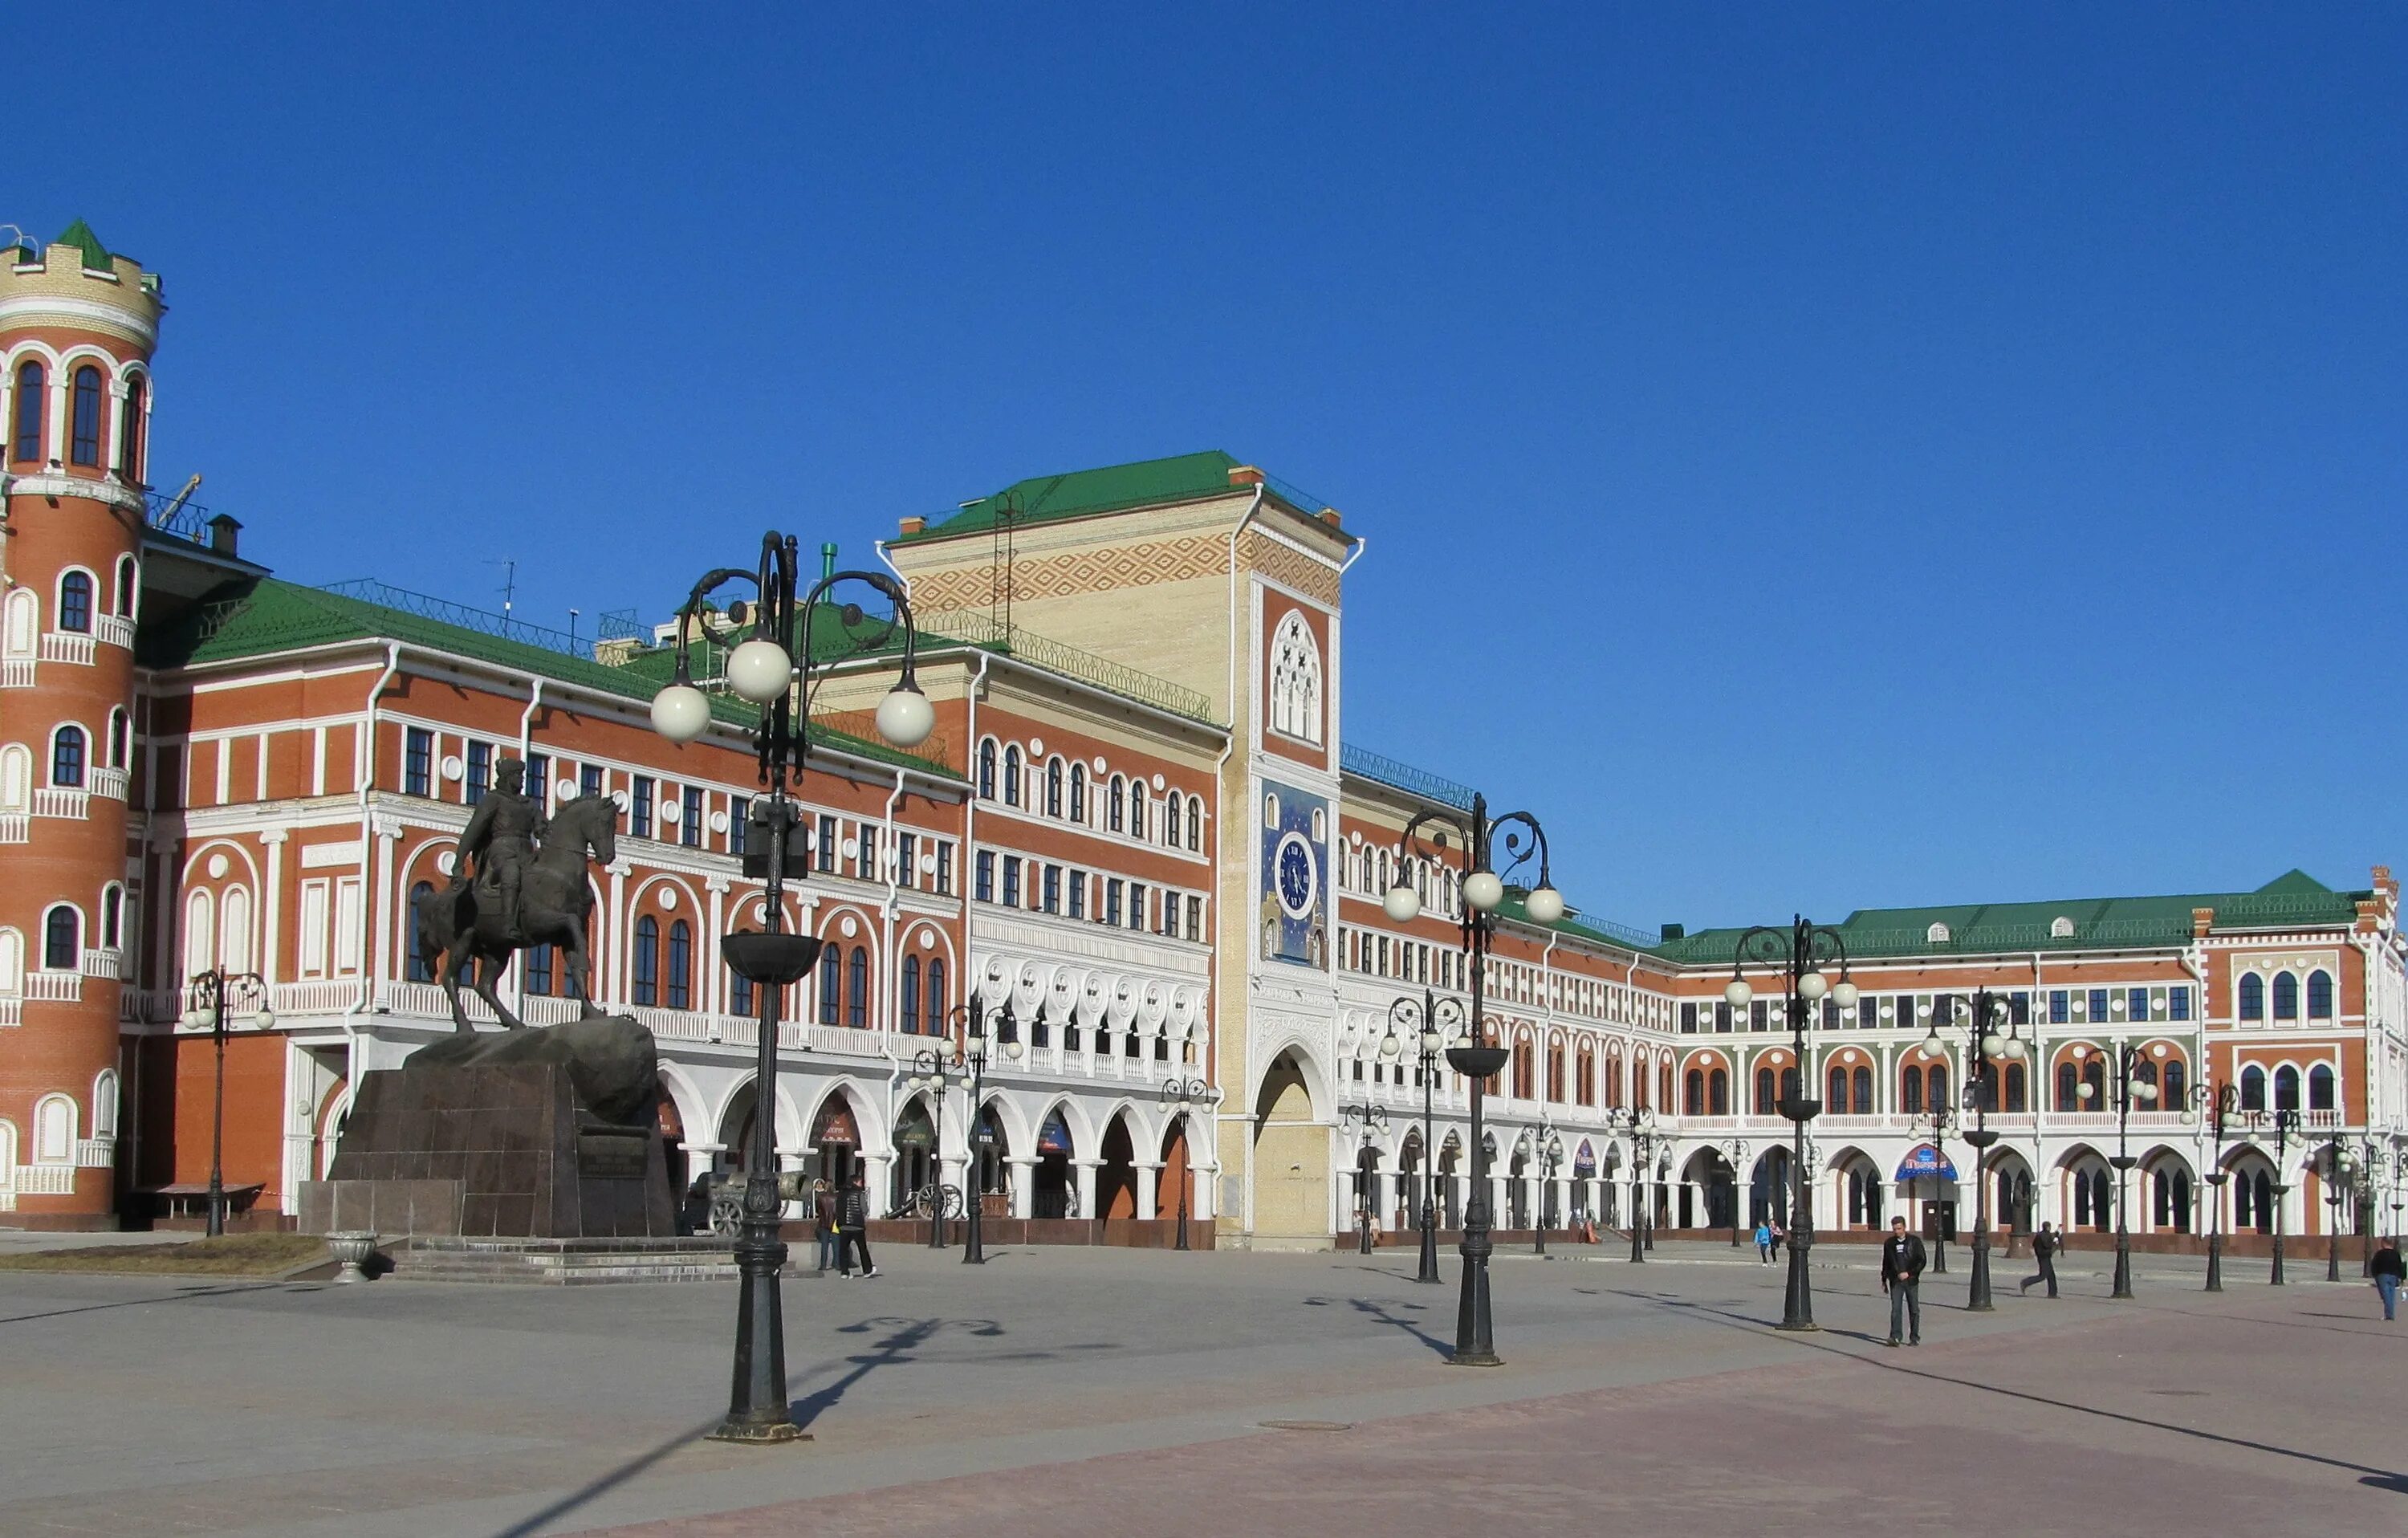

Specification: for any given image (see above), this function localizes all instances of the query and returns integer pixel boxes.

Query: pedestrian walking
[1881,1215,1927,1347]
[2372,1237,2404,1322]
[2018,1222,2060,1298]
[811,1178,838,1274]
[838,1170,880,1278]
[1768,1219,1784,1260]
[1754,1219,1773,1263]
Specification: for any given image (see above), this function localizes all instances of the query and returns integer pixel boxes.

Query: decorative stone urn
[327,1231,380,1284]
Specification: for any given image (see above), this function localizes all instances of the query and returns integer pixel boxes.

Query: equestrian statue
[412,752,620,1031]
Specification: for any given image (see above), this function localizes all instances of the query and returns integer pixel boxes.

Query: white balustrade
[270,979,360,1016]
[0,996,20,1027]
[96,613,136,650]
[24,970,81,1003]
[0,814,26,844]
[90,765,128,801]
[1,658,32,689]
[32,787,87,820]
[75,1138,114,1168]
[14,1163,76,1194]
[79,947,124,980]
[39,632,95,666]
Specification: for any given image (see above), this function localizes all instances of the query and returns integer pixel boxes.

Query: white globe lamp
[724,637,794,704]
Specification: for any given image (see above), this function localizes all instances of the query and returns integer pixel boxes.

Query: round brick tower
[0,221,161,1223]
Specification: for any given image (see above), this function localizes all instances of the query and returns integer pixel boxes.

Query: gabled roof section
[139,577,954,777]
[55,218,112,272]
[895,450,1353,546]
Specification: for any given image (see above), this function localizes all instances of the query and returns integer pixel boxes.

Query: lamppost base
[707,1416,811,1445]
[1446,1350,1504,1368]
[1773,1320,1823,1334]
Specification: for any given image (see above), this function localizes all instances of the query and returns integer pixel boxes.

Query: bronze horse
[414,791,619,1031]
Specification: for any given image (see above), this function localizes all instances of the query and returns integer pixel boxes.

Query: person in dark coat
[2371,1238,2404,1321]
[812,1179,839,1274]
[2019,1222,2061,1298]
[1880,1215,1927,1346]
[838,1172,879,1278]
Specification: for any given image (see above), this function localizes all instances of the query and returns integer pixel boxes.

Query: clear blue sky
[18,6,2403,930]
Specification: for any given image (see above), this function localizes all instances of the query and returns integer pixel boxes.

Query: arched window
[1827,1065,1847,1110]
[0,926,22,994]
[43,904,79,970]
[1108,775,1125,832]
[1926,1064,1949,1113]
[1164,793,1182,848]
[68,364,103,466]
[2162,1058,2186,1109]
[2082,1058,2105,1106]
[114,555,136,616]
[92,1067,120,1141]
[925,956,946,1036]
[1852,1065,1873,1115]
[100,883,123,949]
[2273,1064,2300,1111]
[1267,611,1323,743]
[218,886,252,974]
[1068,763,1085,822]
[59,570,92,633]
[2004,1063,2028,1113]
[107,708,128,769]
[1511,1042,1532,1099]
[404,881,434,982]
[2,588,33,657]
[632,915,660,1007]
[1762,1067,1782,1115]
[976,739,996,800]
[846,946,868,1027]
[818,942,841,1025]
[2240,1064,2266,1111]
[2306,970,2333,1019]
[51,724,86,787]
[1902,1066,1924,1115]
[13,360,44,462]
[32,1094,75,1162]
[2272,971,2299,1020]
[2308,1063,2335,1112]
[1707,1067,1729,1117]
[901,954,921,1036]
[2239,973,2264,1021]
[118,374,144,481]
[1682,1068,1704,1116]
[1128,779,1147,840]
[186,887,217,976]
[1045,757,1064,817]
[0,743,27,812]
[1003,746,1021,807]
[666,920,691,1010]
[1186,795,1203,852]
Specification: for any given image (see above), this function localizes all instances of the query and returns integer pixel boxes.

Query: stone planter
[327,1231,380,1284]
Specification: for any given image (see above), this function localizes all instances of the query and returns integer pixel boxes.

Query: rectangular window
[335,878,363,973]
[2089,987,2109,1023]
[465,741,493,806]
[1681,1002,1698,1034]
[897,832,917,889]
[1186,895,1202,942]
[1002,856,1022,909]
[1105,879,1124,926]
[404,728,433,797]
[580,763,604,801]
[2049,989,2069,1025]
[975,850,995,903]
[524,752,551,812]
[857,825,878,881]
[2010,991,2031,1026]
[1068,869,1086,920]
[1714,1001,1731,1032]
[1042,864,1060,914]
[299,881,329,975]
[2169,987,2190,1022]
[681,786,702,848]
[730,796,749,856]
[630,775,654,837]
[816,814,836,873]
[1751,999,1768,1032]
[934,840,955,896]
[1129,883,1147,930]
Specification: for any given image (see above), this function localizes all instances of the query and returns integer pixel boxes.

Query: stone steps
[388,1236,742,1285]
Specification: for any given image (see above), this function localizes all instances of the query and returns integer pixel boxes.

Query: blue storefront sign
[1894,1143,1959,1182]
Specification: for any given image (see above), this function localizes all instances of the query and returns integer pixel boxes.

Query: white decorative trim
[0,294,157,346]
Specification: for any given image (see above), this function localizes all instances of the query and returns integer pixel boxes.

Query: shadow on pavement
[0,1280,299,1324]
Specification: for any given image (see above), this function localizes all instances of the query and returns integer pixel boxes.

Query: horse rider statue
[458,753,546,945]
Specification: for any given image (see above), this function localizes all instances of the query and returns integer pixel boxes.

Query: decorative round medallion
[1028,737,1044,755]
[205,852,230,878]
[659,887,678,912]
[840,914,858,938]
[1151,773,1165,791]
[435,851,455,876]
[555,778,576,801]
[659,798,680,824]
[709,810,730,833]
[439,755,464,782]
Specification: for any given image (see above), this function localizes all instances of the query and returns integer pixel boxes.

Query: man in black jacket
[1881,1215,1927,1346]
[2019,1222,2061,1298]
[837,1172,880,1278]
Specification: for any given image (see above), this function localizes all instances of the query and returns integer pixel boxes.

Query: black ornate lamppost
[2199,1081,2238,1293]
[1723,918,1856,1332]
[648,531,934,1445]
[1608,1105,1659,1263]
[2322,1133,2357,1284]
[1382,790,1565,1369]
[2076,1040,2158,1299]
[903,1044,972,1250]
[180,969,272,1238]
[2243,1106,2302,1286]
[1340,1104,1390,1255]
[1158,1075,1213,1252]
[1719,1136,1750,1249]
[1924,991,2024,1311]
[1921,1098,1956,1276]
[1381,991,1462,1284]
[947,997,1016,1266]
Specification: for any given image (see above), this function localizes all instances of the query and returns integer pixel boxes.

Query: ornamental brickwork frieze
[1239,532,1340,608]
[909,535,1231,613]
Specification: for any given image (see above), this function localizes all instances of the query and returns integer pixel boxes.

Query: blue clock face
[1277,835,1316,918]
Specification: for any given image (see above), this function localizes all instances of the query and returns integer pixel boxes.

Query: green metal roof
[140,577,954,777]
[1647,871,2368,966]
[894,450,1354,546]
[55,219,112,272]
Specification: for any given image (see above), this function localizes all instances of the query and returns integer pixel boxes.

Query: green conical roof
[55,219,112,272]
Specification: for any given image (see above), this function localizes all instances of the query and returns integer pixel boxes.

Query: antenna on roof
[990,490,1019,637]
[486,558,517,625]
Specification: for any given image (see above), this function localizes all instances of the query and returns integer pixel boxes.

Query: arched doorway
[1752,1146,1794,1230]
[1097,1113,1138,1219]
[1683,1146,1736,1231]
[973,1102,1011,1216]
[1571,1140,1597,1223]
[1397,1128,1426,1226]
[808,1092,860,1190]
[1157,1114,1194,1224]
[892,1097,936,1213]
[1508,1145,1531,1229]
[1897,1142,1959,1240]
[1988,1151,2035,1238]
[2145,1151,2195,1234]
[1836,1151,1885,1231]
[1251,1049,1326,1241]
[1438,1131,1462,1227]
[1354,1144,1381,1229]
[1033,1107,1075,1218]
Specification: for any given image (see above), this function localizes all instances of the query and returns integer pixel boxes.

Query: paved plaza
[2,1239,2400,1536]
